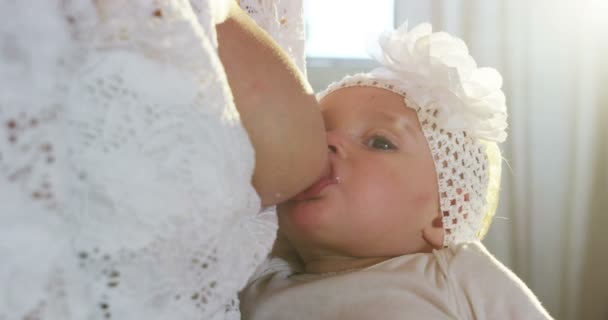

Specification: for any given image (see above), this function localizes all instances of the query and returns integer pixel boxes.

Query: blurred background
[303,1,607,319]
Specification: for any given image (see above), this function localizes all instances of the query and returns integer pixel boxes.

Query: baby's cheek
[411,189,438,210]
[400,168,440,213]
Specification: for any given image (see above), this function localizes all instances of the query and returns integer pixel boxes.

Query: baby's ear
[422,213,444,249]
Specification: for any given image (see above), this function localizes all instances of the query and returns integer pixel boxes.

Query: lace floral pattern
[0,0,287,319]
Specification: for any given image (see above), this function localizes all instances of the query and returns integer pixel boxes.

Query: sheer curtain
[307,1,608,319]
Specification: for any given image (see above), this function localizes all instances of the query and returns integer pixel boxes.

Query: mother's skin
[216,0,328,207]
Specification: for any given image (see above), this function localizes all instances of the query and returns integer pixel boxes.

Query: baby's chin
[278,196,337,239]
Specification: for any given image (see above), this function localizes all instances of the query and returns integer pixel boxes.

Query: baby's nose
[326,131,348,158]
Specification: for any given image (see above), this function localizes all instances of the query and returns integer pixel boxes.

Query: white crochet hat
[317,22,508,246]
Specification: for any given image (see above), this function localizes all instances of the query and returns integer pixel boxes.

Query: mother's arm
[215,1,328,207]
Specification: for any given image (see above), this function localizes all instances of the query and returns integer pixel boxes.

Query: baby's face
[278,86,442,260]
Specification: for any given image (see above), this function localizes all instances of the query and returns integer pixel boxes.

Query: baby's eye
[366,135,397,150]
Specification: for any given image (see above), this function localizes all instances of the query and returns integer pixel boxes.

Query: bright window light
[304,0,395,59]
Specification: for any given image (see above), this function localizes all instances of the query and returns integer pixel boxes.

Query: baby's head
[278,23,507,264]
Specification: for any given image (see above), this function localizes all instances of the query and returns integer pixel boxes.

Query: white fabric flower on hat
[370,22,508,142]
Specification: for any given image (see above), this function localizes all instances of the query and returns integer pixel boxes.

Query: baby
[240,23,553,319]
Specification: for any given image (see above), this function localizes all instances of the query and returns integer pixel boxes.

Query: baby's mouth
[292,162,338,201]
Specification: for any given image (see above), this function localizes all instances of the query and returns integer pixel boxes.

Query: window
[304,0,395,59]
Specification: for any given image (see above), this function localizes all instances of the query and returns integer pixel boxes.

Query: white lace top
[0,0,304,319]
